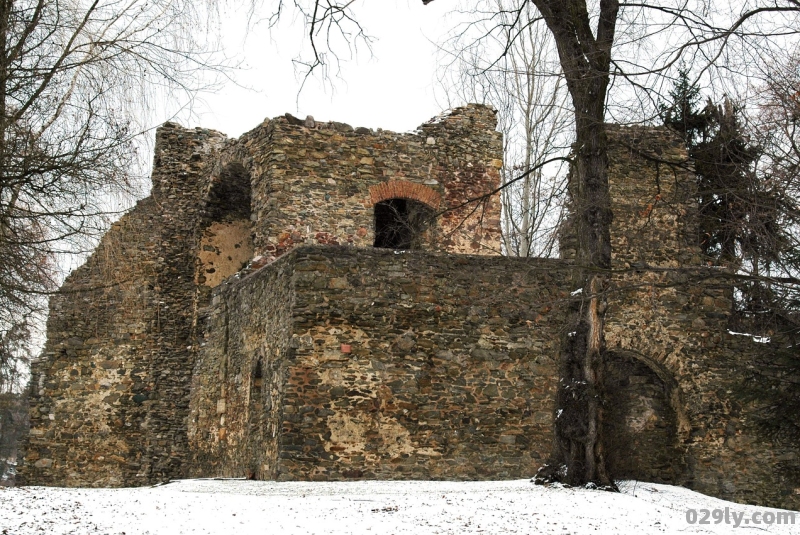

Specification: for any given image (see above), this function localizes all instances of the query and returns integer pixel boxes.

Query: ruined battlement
[231,103,504,262]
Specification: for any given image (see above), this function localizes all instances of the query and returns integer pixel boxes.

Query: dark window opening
[208,162,251,221]
[373,198,433,249]
[247,358,265,481]
[252,360,263,391]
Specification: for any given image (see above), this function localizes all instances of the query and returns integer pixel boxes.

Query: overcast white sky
[184,1,460,138]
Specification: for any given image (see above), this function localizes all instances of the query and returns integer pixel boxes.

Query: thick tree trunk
[535,108,615,489]
[529,0,618,489]
[571,114,613,488]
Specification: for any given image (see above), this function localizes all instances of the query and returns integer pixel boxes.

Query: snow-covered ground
[0,479,797,534]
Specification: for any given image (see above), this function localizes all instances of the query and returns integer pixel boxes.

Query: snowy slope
[0,479,796,534]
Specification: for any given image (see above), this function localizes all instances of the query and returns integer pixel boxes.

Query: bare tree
[437,0,571,258]
[265,0,374,87]
[750,50,800,330]
[0,0,224,392]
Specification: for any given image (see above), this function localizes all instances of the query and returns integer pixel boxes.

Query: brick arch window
[369,180,441,210]
[369,181,440,250]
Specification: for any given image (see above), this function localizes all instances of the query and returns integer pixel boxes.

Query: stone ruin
[18,105,800,509]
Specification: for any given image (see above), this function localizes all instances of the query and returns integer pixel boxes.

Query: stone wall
[189,246,570,481]
[554,124,800,509]
[608,265,800,509]
[184,242,799,508]
[19,105,504,488]
[689,333,800,509]
[242,104,503,261]
[185,240,800,509]
[599,125,800,509]
[21,124,231,486]
[605,124,701,268]
[285,248,569,480]
[187,255,295,478]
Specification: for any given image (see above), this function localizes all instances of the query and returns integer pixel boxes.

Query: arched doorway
[373,198,434,250]
[603,351,689,484]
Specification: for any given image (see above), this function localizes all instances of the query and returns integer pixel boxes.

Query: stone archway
[603,350,690,484]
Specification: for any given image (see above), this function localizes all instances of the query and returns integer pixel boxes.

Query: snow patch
[1,479,796,534]
[728,330,771,343]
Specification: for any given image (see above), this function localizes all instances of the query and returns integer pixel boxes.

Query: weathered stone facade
[19,107,800,510]
[187,248,568,481]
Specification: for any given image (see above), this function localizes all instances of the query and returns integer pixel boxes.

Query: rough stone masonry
[19,105,800,510]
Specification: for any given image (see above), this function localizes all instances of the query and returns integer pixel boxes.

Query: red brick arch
[369,180,441,210]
